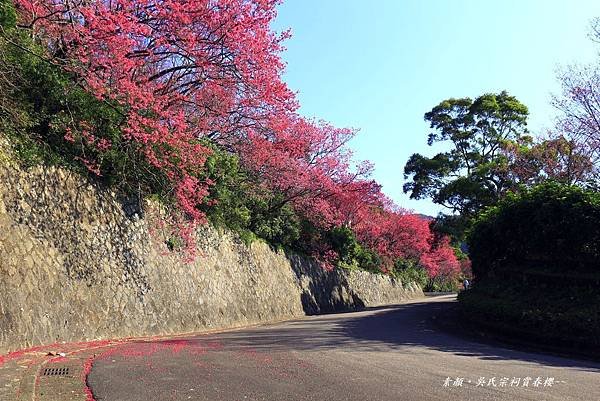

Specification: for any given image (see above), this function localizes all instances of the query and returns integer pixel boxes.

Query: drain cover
[42,367,70,376]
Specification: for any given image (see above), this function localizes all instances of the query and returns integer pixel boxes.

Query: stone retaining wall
[0,161,422,354]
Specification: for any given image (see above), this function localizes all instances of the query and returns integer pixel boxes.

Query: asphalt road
[88,295,600,401]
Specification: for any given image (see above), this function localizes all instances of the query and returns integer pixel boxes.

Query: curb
[0,340,124,401]
[0,298,429,401]
[0,313,335,401]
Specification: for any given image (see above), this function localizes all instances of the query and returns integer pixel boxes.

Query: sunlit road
[88,295,600,401]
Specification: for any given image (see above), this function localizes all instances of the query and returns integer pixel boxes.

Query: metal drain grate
[42,367,70,376]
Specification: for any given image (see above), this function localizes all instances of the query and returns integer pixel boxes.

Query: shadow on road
[161,297,600,373]
[340,300,600,372]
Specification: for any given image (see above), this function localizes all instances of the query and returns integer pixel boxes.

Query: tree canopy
[0,0,462,283]
[404,91,530,216]
[552,17,600,185]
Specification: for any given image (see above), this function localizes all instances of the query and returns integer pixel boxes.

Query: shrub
[392,259,429,288]
[199,143,252,233]
[424,275,460,292]
[198,142,307,249]
[247,197,302,249]
[461,182,600,351]
[468,182,600,280]
[0,0,15,29]
[323,225,381,272]
[458,281,600,349]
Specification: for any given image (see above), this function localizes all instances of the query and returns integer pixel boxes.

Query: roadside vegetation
[401,17,600,349]
[0,0,464,289]
[4,0,597,321]
[460,183,600,350]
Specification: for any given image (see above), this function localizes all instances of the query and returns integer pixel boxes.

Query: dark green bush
[199,143,252,233]
[248,197,301,249]
[424,275,459,292]
[458,281,600,349]
[197,144,304,249]
[468,182,600,280]
[328,226,362,266]
[0,0,16,29]
[392,259,429,288]
[327,225,382,272]
[460,182,600,351]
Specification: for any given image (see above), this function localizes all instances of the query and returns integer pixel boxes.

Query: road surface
[88,295,600,401]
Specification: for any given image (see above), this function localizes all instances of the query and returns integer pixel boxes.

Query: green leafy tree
[403,91,530,217]
[327,225,382,272]
[200,142,252,233]
[197,142,304,249]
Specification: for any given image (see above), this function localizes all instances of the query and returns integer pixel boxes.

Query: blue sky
[272,0,600,216]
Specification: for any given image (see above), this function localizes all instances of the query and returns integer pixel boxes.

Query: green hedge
[461,182,600,352]
[468,182,600,281]
[459,282,600,350]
